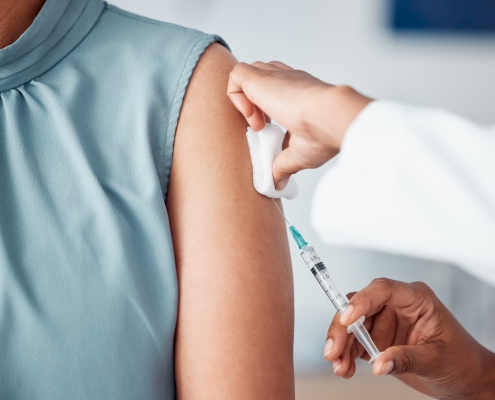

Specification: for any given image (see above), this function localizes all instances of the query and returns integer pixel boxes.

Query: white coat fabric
[312,100,495,286]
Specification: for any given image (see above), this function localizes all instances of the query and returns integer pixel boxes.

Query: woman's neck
[0,0,46,49]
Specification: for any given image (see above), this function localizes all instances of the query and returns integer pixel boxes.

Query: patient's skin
[1,1,296,398]
[0,0,45,48]
[168,43,295,399]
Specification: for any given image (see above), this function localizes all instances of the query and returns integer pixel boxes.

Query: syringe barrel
[300,246,349,314]
[300,245,383,363]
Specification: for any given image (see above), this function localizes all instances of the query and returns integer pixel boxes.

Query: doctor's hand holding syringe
[228,62,495,399]
[326,278,494,399]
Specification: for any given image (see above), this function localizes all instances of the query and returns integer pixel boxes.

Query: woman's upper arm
[166,43,295,399]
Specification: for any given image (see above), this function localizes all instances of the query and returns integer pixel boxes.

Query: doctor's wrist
[307,85,372,150]
[472,349,495,399]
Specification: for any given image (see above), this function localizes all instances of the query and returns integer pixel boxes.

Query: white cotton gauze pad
[246,123,299,200]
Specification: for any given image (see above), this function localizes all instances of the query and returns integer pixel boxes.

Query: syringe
[273,200,382,363]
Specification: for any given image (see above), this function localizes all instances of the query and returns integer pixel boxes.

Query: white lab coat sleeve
[311,100,495,286]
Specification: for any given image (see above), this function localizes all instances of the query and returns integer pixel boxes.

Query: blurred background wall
[110,0,495,374]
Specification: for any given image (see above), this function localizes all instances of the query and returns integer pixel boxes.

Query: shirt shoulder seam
[104,4,205,36]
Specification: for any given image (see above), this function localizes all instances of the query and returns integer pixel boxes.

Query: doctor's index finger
[339,278,431,326]
[228,62,263,97]
[228,61,287,104]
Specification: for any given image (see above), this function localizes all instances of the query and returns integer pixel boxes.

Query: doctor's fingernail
[323,339,334,359]
[340,305,354,322]
[276,178,289,191]
[332,359,342,375]
[378,361,394,376]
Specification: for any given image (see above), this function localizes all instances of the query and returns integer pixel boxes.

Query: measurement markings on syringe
[310,263,335,290]
[311,263,348,311]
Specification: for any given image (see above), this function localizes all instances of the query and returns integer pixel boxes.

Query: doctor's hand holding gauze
[246,124,298,199]
[228,61,495,286]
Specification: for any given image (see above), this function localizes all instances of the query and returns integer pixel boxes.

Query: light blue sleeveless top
[0,1,226,398]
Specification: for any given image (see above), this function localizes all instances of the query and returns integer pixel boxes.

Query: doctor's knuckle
[334,85,356,97]
[371,277,393,291]
[411,281,433,296]
[346,292,357,300]
[251,61,267,70]
[397,351,415,374]
[231,62,247,75]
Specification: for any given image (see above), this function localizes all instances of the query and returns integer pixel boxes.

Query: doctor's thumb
[372,344,436,378]
[272,148,302,190]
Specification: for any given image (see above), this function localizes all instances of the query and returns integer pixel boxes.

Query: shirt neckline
[0,0,104,92]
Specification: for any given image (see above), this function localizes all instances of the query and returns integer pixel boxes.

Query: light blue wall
[110,0,495,372]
